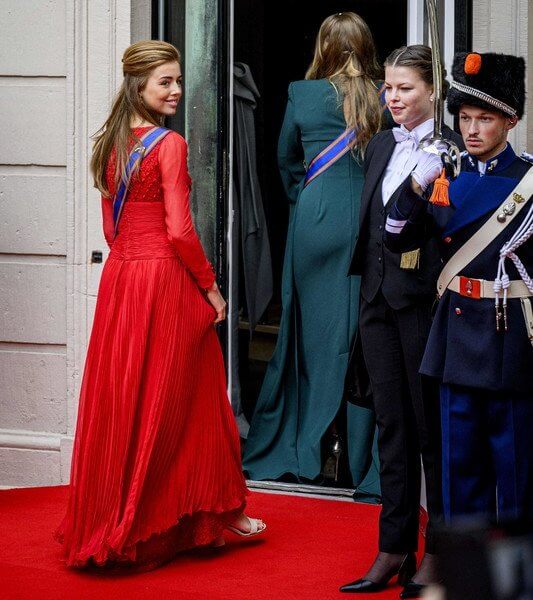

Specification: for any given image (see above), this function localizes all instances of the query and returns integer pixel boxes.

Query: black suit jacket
[348,125,464,310]
[344,124,463,405]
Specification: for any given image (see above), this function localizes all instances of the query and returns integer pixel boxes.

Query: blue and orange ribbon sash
[304,129,358,187]
[304,84,387,187]
[113,127,171,237]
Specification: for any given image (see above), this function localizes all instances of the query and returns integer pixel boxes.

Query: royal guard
[384,52,533,523]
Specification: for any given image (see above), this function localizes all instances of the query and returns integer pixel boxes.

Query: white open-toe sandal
[226,516,266,538]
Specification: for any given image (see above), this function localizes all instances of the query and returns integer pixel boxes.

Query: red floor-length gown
[55,128,248,568]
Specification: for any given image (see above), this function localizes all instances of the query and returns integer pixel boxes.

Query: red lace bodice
[105,127,177,204]
[101,127,215,289]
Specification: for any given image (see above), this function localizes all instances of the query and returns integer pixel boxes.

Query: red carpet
[0,486,417,600]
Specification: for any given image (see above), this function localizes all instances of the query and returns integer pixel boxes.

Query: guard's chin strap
[494,202,533,330]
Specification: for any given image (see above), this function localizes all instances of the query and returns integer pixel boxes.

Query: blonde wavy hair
[306,12,383,150]
[90,40,181,197]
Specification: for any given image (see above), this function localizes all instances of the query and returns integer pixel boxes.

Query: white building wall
[0,0,134,488]
[0,0,69,487]
[473,0,533,150]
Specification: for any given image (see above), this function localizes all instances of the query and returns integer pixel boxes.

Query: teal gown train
[243,79,380,496]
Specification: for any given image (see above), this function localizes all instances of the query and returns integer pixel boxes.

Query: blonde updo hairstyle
[306,12,383,150]
[91,40,181,196]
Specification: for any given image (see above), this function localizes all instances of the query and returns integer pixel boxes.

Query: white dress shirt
[381,118,434,205]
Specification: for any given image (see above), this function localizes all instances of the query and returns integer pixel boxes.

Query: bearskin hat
[447,52,525,119]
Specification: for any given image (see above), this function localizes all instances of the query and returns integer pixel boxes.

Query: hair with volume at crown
[90,40,181,197]
[384,44,449,98]
[305,12,383,150]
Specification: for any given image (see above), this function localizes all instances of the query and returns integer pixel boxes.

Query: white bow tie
[392,127,419,145]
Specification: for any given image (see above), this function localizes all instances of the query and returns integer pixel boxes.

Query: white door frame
[408,0,456,126]
[226,0,235,402]
[407,0,426,44]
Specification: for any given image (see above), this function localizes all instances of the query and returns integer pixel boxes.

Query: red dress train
[55,128,248,568]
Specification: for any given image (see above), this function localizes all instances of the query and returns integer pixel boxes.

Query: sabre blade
[427,0,443,139]
[420,0,461,179]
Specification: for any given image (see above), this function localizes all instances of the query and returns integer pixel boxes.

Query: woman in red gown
[55,40,265,569]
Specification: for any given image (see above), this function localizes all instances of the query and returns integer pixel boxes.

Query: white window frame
[408,0,455,125]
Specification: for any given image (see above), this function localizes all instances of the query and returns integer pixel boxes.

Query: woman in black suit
[341,46,463,598]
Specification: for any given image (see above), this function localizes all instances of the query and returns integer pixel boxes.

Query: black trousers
[359,292,443,554]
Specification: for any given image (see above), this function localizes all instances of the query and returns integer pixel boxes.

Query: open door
[230,1,409,498]
[228,0,464,497]
[157,0,469,498]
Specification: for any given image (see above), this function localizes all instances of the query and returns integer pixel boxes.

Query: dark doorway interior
[233,1,407,483]
[234,0,407,308]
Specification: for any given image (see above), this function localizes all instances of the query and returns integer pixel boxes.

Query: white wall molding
[473,0,531,150]
[131,0,152,42]
[0,429,65,451]
[64,1,132,485]
[0,429,72,488]
[65,0,88,484]
[0,342,66,354]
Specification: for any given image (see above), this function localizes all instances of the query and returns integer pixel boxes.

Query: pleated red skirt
[55,201,248,569]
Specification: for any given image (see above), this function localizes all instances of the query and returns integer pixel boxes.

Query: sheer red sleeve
[101,195,115,249]
[158,132,215,289]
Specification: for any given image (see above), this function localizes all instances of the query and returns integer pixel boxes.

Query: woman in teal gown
[243,12,383,496]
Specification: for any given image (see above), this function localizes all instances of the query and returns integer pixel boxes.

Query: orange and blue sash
[304,128,358,187]
[304,84,387,187]
[113,127,171,237]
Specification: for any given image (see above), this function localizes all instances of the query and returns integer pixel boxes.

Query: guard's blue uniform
[384,144,533,523]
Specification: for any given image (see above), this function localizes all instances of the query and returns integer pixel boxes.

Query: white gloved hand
[411,152,444,191]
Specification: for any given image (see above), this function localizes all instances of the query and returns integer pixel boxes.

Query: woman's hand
[205,282,227,324]
[411,152,444,195]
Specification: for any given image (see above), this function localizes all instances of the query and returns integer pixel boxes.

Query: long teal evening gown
[243,79,380,497]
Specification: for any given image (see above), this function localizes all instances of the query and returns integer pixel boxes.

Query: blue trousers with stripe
[440,384,533,523]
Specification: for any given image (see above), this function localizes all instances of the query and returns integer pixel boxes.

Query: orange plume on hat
[464,53,482,75]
